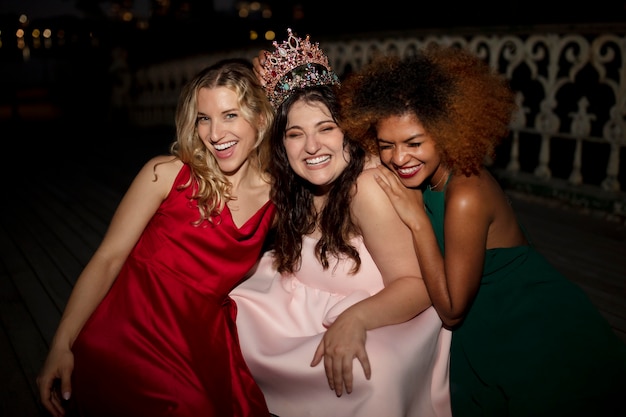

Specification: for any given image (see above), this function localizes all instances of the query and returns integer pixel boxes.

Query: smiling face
[196,86,259,175]
[376,113,443,188]
[283,99,349,193]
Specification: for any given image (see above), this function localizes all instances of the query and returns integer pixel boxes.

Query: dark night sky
[1,0,625,29]
[301,0,626,33]
[0,0,85,19]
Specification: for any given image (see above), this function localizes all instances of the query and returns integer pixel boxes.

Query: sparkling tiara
[261,28,340,108]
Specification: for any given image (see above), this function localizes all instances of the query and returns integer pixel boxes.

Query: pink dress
[69,164,275,417]
[231,235,452,417]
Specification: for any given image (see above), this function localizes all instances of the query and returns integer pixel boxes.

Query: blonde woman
[37,59,275,417]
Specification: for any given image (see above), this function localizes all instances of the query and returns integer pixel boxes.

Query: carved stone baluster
[507,92,528,174]
[568,97,595,185]
[534,98,559,179]
[602,106,624,192]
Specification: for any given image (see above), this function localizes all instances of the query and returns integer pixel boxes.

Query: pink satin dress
[231,235,452,417]
[69,164,275,417]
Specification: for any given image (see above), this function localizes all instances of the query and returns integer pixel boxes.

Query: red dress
[69,164,275,417]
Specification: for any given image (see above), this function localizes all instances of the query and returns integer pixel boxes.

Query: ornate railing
[127,25,626,217]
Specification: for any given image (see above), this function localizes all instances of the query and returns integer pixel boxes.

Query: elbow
[441,316,463,329]
[436,309,465,329]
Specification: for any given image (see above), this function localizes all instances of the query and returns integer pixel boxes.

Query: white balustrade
[126,26,626,215]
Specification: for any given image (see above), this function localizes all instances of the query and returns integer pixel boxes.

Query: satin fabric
[69,164,275,417]
[423,185,626,417]
[231,235,452,417]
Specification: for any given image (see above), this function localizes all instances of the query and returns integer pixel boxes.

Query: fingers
[374,170,395,195]
[322,353,341,396]
[324,352,356,397]
[335,350,372,395]
[50,385,68,417]
[376,164,398,182]
[374,165,391,183]
[339,356,354,395]
[60,369,72,402]
[252,56,264,86]
[315,327,370,397]
[310,342,324,367]
[357,351,372,380]
[253,50,269,86]
[375,165,407,196]
[37,376,54,414]
[37,349,74,417]
[373,173,390,190]
[38,377,66,417]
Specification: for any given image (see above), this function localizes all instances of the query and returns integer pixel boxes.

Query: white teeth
[214,141,236,151]
[306,155,330,165]
[398,166,419,175]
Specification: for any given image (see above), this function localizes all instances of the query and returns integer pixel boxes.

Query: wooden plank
[0,252,49,416]
[35,182,112,250]
[0,220,64,345]
[43,174,123,229]
[0,324,45,417]
[7,189,85,288]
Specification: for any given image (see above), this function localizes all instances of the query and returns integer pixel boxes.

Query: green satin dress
[423,184,626,417]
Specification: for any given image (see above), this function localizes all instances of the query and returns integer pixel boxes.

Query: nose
[210,121,225,143]
[391,146,409,165]
[304,133,321,154]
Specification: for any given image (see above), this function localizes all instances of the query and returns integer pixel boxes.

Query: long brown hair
[269,86,366,274]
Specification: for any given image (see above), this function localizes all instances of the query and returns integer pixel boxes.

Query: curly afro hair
[338,43,517,176]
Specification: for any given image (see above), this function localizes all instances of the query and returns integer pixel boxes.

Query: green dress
[423,185,626,417]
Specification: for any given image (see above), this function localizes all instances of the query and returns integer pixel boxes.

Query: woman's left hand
[310,313,371,397]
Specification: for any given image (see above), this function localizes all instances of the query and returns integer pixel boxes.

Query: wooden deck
[1,121,625,417]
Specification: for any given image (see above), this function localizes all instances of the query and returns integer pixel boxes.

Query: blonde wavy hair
[167,58,274,224]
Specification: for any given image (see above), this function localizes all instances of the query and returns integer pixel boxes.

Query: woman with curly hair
[233,30,451,417]
[339,44,626,416]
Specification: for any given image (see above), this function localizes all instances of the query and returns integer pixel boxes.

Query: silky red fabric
[69,164,274,417]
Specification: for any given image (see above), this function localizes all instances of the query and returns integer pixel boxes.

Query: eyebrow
[286,119,335,130]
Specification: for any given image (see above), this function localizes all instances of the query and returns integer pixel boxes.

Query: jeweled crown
[262,28,340,108]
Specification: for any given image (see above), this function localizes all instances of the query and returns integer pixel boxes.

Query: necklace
[429,171,449,191]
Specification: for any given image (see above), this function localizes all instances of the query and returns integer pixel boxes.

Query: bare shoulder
[355,166,385,194]
[354,152,383,187]
[144,154,183,173]
[126,155,184,200]
[446,169,507,215]
[137,155,183,182]
[352,167,399,219]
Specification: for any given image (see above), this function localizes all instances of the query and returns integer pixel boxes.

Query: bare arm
[36,156,182,417]
[373,165,488,328]
[311,168,431,396]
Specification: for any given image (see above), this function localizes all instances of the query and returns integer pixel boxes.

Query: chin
[399,177,422,189]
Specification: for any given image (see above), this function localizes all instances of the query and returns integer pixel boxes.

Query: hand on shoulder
[352,168,412,225]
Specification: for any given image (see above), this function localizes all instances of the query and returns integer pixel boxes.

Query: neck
[429,168,449,191]
[227,160,258,192]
